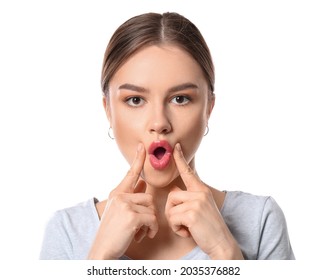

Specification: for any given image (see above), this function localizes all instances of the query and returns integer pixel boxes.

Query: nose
[149,105,172,135]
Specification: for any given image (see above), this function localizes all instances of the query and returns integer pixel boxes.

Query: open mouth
[153,147,166,160]
[148,140,172,170]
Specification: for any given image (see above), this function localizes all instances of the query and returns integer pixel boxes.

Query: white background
[0,0,325,268]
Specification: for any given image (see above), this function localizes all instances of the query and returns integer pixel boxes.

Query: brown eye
[126,96,144,107]
[171,96,190,105]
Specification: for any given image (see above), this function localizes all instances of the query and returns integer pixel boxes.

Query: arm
[258,197,295,260]
[39,211,72,260]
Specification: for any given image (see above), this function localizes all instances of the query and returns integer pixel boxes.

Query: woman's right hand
[88,143,158,260]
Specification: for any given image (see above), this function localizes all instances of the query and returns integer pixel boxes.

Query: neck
[147,174,186,194]
[145,158,196,214]
[144,175,186,228]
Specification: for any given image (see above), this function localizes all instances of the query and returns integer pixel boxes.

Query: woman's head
[102,12,215,187]
[101,12,214,97]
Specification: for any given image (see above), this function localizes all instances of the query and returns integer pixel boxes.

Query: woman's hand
[165,143,244,260]
[88,143,158,260]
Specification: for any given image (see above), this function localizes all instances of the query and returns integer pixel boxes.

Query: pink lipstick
[148,140,173,170]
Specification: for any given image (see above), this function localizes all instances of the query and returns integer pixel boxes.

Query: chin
[141,161,178,188]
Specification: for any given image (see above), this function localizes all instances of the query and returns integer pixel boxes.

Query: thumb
[166,185,184,205]
[165,185,191,239]
[134,179,147,193]
[170,185,183,193]
[114,143,145,194]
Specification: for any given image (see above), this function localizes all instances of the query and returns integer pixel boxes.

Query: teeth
[154,147,166,160]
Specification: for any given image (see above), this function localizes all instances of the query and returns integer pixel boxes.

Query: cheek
[111,109,144,165]
[175,110,207,163]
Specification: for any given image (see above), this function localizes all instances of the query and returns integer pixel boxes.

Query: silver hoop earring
[108,127,115,140]
[204,125,209,136]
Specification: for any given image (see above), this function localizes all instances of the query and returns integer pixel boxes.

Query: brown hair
[101,12,215,97]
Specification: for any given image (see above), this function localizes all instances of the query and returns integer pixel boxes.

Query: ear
[102,96,111,123]
[207,93,215,119]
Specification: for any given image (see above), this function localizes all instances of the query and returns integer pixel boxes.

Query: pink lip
[148,140,173,170]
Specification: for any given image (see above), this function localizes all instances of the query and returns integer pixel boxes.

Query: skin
[88,45,244,260]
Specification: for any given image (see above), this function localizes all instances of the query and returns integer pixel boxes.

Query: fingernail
[137,143,143,152]
[175,143,182,152]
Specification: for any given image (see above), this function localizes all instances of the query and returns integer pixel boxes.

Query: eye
[125,96,145,107]
[171,95,191,106]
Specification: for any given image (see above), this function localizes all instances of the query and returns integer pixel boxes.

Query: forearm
[87,241,119,260]
[208,229,244,260]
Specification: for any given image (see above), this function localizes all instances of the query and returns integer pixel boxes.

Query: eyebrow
[118,83,147,93]
[167,83,198,93]
[118,82,198,94]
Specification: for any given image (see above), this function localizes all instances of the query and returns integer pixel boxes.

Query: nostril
[161,128,169,135]
[150,127,170,135]
[150,119,172,135]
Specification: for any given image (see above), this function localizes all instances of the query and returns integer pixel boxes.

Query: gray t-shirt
[39,191,295,260]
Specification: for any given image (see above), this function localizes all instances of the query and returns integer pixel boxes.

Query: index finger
[117,143,146,193]
[173,143,205,191]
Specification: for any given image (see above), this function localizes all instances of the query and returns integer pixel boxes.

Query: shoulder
[54,198,99,219]
[222,190,286,231]
[221,191,294,259]
[222,191,276,217]
[47,198,97,225]
[223,190,271,206]
[48,198,100,234]
[40,198,100,259]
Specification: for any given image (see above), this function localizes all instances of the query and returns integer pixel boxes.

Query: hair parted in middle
[101,12,215,98]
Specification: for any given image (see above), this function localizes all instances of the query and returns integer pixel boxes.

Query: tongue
[154,147,166,160]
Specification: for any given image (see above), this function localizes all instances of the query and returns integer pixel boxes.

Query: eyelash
[125,96,145,107]
[171,95,191,106]
[125,95,191,107]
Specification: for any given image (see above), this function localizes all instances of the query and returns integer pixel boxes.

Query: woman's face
[104,45,214,188]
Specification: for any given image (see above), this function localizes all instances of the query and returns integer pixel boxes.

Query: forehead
[110,45,207,91]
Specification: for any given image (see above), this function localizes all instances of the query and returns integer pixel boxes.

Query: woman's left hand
[165,143,244,260]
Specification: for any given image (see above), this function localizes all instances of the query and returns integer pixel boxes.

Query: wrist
[87,247,119,260]
[208,239,244,260]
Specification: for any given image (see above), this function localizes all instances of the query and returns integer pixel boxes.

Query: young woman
[40,12,295,260]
